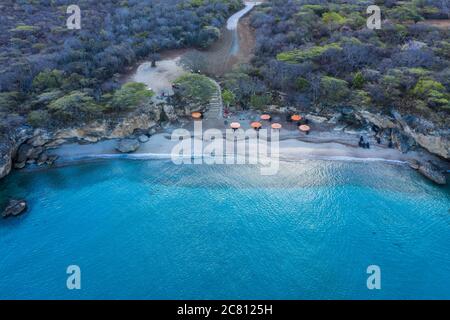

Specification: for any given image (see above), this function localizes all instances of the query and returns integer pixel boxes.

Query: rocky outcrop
[0,126,32,179]
[162,105,178,122]
[408,159,446,185]
[116,139,140,153]
[53,110,160,142]
[357,109,449,160]
[391,111,449,160]
[0,105,163,180]
[2,199,27,218]
[418,162,447,185]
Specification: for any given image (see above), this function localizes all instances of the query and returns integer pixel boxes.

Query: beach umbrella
[260,114,271,121]
[251,121,262,129]
[291,114,302,122]
[230,122,241,129]
[191,112,202,119]
[271,123,282,130]
[299,125,311,133]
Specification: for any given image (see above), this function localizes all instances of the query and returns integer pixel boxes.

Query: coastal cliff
[0,104,163,179]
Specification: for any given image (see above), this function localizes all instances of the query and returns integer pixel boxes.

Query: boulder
[359,111,396,129]
[116,139,140,153]
[2,199,27,218]
[138,135,150,143]
[418,162,447,185]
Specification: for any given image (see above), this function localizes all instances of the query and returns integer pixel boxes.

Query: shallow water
[0,160,449,299]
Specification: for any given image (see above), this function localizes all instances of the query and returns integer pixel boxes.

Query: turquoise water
[0,159,449,299]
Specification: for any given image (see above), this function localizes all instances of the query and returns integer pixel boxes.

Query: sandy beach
[48,127,433,166]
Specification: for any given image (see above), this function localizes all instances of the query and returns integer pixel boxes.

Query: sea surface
[0,160,449,299]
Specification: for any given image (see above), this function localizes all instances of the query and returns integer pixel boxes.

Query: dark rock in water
[418,162,446,185]
[2,199,27,218]
[116,139,140,153]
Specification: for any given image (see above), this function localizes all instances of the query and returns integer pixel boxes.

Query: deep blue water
[0,159,449,299]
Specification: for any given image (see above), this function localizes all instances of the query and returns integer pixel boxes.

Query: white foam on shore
[54,152,408,166]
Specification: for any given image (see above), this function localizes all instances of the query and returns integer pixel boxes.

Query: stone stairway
[204,80,223,120]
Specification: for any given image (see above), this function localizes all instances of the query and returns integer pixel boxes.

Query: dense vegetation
[223,0,449,125]
[0,0,242,129]
[173,73,217,107]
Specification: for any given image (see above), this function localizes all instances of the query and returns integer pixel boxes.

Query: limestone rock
[138,135,150,143]
[162,105,178,122]
[116,139,140,153]
[418,162,446,185]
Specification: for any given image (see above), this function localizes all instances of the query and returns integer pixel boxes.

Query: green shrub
[412,79,448,108]
[48,91,105,122]
[0,91,20,112]
[352,72,365,89]
[222,89,236,107]
[250,94,272,110]
[296,77,310,91]
[277,43,341,64]
[27,110,51,127]
[174,73,217,106]
[32,70,64,92]
[322,12,347,26]
[110,82,154,111]
[320,76,349,104]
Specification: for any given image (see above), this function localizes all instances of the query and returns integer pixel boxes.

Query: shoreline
[42,132,426,167]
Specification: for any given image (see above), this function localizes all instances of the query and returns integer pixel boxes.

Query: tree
[173,73,217,106]
[48,91,104,123]
[352,72,365,89]
[32,70,63,92]
[110,83,154,111]
[222,89,236,108]
[196,26,221,48]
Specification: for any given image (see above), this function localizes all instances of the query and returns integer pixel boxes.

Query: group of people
[359,136,371,149]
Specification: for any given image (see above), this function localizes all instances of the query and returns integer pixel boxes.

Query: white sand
[49,131,423,165]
